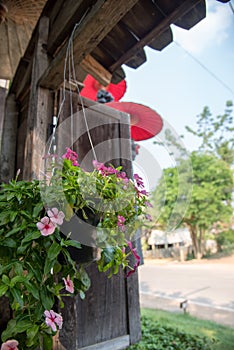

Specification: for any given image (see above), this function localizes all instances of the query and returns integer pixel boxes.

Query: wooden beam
[80,55,112,86]
[0,93,18,183]
[23,16,53,180]
[110,0,203,72]
[39,0,139,90]
[47,0,85,55]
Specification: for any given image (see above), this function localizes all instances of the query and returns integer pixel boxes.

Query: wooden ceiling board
[174,0,206,30]
[148,27,173,51]
[120,0,164,39]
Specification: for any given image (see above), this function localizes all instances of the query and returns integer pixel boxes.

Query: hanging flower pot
[0,148,151,350]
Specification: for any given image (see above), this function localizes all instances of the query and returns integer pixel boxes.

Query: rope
[47,11,97,161]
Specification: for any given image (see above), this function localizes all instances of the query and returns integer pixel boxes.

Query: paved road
[138,260,234,327]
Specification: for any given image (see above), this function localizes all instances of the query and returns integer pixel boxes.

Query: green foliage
[215,229,234,252]
[128,315,214,350]
[152,152,233,258]
[185,101,234,165]
[0,179,90,349]
[130,309,234,350]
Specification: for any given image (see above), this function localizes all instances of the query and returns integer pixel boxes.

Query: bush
[215,230,234,251]
[127,316,215,350]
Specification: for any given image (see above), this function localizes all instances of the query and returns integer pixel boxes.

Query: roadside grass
[127,308,234,350]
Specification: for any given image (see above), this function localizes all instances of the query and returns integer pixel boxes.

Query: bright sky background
[122,0,234,186]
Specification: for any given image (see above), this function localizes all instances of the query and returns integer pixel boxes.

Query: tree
[152,152,233,259]
[185,100,234,165]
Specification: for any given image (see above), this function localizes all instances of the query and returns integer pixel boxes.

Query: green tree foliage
[185,101,234,165]
[152,152,233,259]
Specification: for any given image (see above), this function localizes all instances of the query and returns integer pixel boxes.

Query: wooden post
[23,16,53,180]
[0,93,18,182]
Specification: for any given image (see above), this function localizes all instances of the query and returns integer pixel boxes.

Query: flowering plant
[0,148,151,350]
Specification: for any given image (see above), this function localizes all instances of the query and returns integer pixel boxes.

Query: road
[138,259,234,327]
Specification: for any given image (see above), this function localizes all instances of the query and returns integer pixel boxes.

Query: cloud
[171,0,232,55]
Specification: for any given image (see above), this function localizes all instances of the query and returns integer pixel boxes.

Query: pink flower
[44,310,63,332]
[117,171,129,184]
[117,215,126,231]
[145,201,153,208]
[62,147,79,166]
[47,208,65,225]
[36,217,56,236]
[145,214,153,221]
[63,275,74,293]
[137,189,148,197]
[1,340,19,350]
[134,174,144,188]
[126,241,141,278]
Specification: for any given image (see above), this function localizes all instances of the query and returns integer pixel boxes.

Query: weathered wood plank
[126,271,141,344]
[39,0,139,90]
[0,87,7,147]
[0,93,18,183]
[110,0,203,71]
[47,0,89,55]
[23,16,53,180]
[79,335,130,350]
[118,112,142,345]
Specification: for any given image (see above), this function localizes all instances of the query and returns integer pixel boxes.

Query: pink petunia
[62,147,79,166]
[44,310,63,332]
[117,215,126,232]
[63,275,74,293]
[0,339,19,350]
[36,217,56,236]
[126,241,141,278]
[47,208,65,225]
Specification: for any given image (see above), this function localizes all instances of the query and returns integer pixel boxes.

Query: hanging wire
[47,9,97,161]
[69,25,97,161]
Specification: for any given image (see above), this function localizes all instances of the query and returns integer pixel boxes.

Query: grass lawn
[127,308,234,350]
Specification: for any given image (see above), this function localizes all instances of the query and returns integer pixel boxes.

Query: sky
[121,0,234,187]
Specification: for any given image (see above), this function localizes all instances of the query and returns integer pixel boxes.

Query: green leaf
[43,333,53,350]
[1,319,17,341]
[47,242,62,261]
[64,239,81,249]
[33,202,44,218]
[2,274,10,285]
[26,325,40,347]
[21,230,41,243]
[17,242,31,255]
[10,275,27,286]
[26,262,42,283]
[79,290,85,300]
[0,238,17,248]
[14,318,33,333]
[11,288,24,308]
[40,286,54,310]
[10,211,17,222]
[0,284,8,296]
[25,281,40,300]
[44,257,55,275]
[80,268,91,289]
[5,226,23,238]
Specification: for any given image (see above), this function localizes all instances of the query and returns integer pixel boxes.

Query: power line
[174,41,234,98]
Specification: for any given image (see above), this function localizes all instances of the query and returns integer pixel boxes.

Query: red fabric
[80,74,127,101]
[106,102,163,141]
